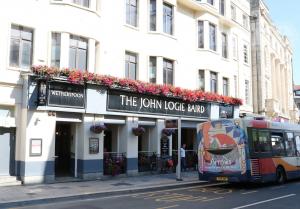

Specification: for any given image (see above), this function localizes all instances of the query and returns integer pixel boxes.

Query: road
[12,181,300,209]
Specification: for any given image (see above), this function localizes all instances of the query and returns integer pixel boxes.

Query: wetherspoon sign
[48,82,85,108]
[107,90,211,118]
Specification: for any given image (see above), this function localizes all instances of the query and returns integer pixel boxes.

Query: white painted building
[0,0,250,184]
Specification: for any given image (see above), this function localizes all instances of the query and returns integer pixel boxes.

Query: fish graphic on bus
[198,120,246,174]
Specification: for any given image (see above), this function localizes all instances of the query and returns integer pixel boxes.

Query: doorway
[0,128,16,176]
[55,123,73,177]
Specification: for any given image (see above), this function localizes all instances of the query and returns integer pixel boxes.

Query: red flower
[31,66,243,105]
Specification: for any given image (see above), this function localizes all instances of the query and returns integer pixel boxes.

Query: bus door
[294,134,300,167]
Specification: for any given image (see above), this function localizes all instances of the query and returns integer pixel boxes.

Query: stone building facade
[250,0,297,122]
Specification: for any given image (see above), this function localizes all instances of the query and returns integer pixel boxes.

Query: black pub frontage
[17,71,239,184]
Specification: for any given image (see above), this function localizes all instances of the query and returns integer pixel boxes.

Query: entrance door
[55,123,72,177]
[0,128,15,176]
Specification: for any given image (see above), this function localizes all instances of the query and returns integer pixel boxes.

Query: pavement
[0,171,204,208]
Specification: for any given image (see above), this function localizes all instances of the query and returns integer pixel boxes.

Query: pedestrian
[180,144,186,172]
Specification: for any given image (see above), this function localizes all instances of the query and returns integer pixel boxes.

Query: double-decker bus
[197,118,300,183]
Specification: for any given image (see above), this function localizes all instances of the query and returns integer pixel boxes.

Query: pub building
[18,69,240,184]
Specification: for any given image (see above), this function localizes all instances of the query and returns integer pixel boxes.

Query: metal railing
[138,151,157,172]
[172,150,198,171]
[103,152,127,176]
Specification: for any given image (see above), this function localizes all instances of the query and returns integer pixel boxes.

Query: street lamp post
[176,117,182,181]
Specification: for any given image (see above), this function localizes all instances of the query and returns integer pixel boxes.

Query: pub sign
[107,90,211,118]
[46,82,85,109]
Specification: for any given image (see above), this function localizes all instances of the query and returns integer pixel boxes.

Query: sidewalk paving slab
[0,172,206,208]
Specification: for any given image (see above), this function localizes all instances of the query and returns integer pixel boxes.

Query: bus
[197,118,300,184]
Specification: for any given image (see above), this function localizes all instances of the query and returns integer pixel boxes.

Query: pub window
[10,25,33,69]
[245,80,250,105]
[149,56,156,83]
[209,23,216,51]
[163,58,173,85]
[219,0,225,16]
[207,0,214,5]
[222,77,228,96]
[51,33,61,67]
[198,21,204,48]
[243,14,248,29]
[210,71,217,93]
[231,4,236,21]
[221,32,228,58]
[252,130,271,153]
[149,0,156,31]
[198,70,205,91]
[243,44,248,63]
[126,0,138,27]
[125,51,138,80]
[69,35,88,71]
[271,132,285,157]
[285,132,296,157]
[163,2,173,35]
[72,0,89,8]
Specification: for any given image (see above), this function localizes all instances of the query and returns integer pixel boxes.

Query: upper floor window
[163,58,173,85]
[207,0,214,5]
[221,32,228,58]
[125,51,137,80]
[209,23,216,51]
[198,21,204,48]
[72,0,89,8]
[223,77,229,96]
[243,44,248,64]
[10,25,33,69]
[51,33,61,67]
[234,75,237,97]
[69,35,88,70]
[243,14,248,29]
[149,56,156,83]
[219,0,225,16]
[163,3,173,35]
[231,4,236,21]
[126,0,138,27]
[210,72,217,93]
[198,70,205,91]
[232,35,238,60]
[245,80,250,104]
[149,0,156,31]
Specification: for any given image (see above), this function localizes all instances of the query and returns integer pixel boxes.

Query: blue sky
[264,0,300,85]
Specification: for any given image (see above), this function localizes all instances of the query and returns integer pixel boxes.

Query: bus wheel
[276,167,286,184]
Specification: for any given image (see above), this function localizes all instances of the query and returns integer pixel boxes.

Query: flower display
[90,124,107,134]
[31,65,243,105]
[162,128,175,137]
[132,127,146,136]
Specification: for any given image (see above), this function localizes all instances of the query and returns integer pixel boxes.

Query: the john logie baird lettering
[108,90,210,118]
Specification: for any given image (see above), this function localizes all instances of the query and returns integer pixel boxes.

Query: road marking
[231,194,296,209]
[241,190,257,195]
[271,185,285,189]
[202,196,224,202]
[156,205,179,209]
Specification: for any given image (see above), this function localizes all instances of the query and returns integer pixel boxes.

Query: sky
[264,0,300,85]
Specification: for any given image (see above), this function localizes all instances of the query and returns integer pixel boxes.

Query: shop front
[21,68,241,183]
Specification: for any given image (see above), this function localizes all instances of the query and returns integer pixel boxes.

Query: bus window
[271,133,285,157]
[295,135,300,156]
[258,131,271,152]
[252,129,271,153]
[285,132,296,157]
